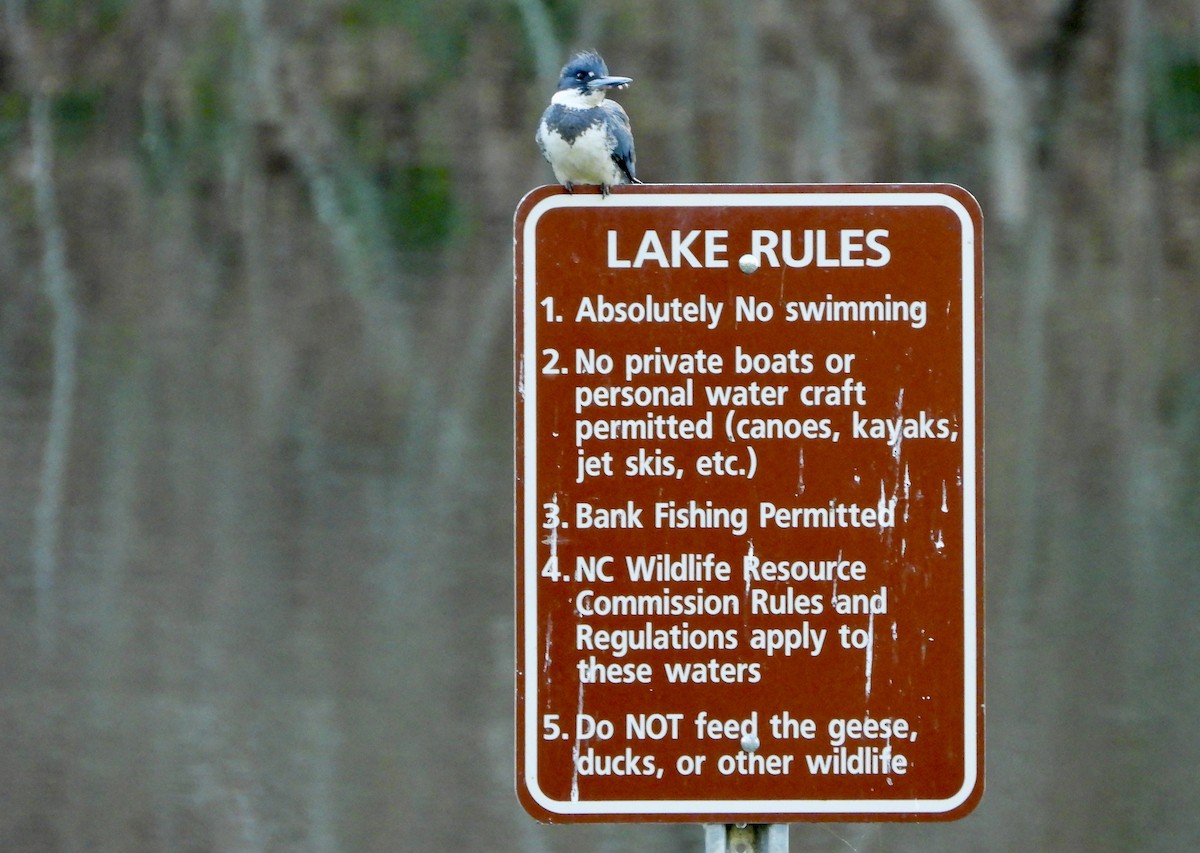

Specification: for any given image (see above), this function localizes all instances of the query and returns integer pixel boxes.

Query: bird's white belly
[541,125,623,187]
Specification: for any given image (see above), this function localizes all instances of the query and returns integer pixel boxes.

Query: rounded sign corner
[935,767,986,821]
[515,184,566,224]
[516,768,568,823]
[930,183,984,227]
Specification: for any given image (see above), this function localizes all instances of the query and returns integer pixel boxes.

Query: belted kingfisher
[536,51,638,196]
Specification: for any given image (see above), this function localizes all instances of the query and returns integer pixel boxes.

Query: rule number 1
[540,297,561,323]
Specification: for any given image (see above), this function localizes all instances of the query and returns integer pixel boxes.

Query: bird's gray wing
[535,106,552,162]
[603,101,637,183]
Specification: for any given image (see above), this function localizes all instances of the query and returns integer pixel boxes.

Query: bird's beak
[588,75,632,91]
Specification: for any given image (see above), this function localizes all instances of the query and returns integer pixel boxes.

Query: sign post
[515,184,983,824]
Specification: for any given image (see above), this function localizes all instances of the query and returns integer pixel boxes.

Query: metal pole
[704,824,789,852]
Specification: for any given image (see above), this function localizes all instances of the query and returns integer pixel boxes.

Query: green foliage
[0,92,31,150]
[1149,36,1200,147]
[136,12,240,192]
[187,11,241,139]
[29,0,128,33]
[908,131,982,189]
[51,89,105,145]
[518,0,581,50]
[338,0,472,79]
[378,163,457,251]
[0,88,111,150]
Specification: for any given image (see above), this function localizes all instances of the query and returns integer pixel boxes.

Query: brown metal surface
[515,184,984,822]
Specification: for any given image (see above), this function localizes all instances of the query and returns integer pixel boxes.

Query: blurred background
[1,0,1198,850]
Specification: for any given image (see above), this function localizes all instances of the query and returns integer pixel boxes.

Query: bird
[536,50,638,196]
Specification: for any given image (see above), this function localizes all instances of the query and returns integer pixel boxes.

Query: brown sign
[514,184,983,822]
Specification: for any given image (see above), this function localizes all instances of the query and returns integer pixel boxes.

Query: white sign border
[519,187,981,817]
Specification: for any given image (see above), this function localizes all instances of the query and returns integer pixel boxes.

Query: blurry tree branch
[514,0,562,86]
[4,0,81,600]
[1114,0,1165,526]
[931,0,1032,227]
[26,91,79,596]
[733,4,764,181]
[811,59,845,181]
[237,0,416,361]
[240,0,390,302]
[1036,0,1094,163]
[668,0,702,181]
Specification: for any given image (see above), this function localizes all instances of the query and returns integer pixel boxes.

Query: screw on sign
[514,185,984,823]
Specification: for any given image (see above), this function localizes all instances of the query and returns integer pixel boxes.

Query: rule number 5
[542,714,565,740]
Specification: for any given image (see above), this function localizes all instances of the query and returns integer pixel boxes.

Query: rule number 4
[540,556,562,582]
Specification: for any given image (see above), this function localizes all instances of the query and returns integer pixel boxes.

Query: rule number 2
[541,348,566,376]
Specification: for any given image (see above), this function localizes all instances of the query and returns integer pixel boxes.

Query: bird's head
[553,51,631,106]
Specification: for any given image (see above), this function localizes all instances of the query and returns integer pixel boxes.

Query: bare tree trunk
[733,2,764,182]
[669,0,703,181]
[5,1,81,635]
[812,58,845,181]
[27,92,79,602]
[932,0,1032,228]
[513,0,562,86]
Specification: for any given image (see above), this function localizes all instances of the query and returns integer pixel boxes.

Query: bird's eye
[576,70,589,80]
